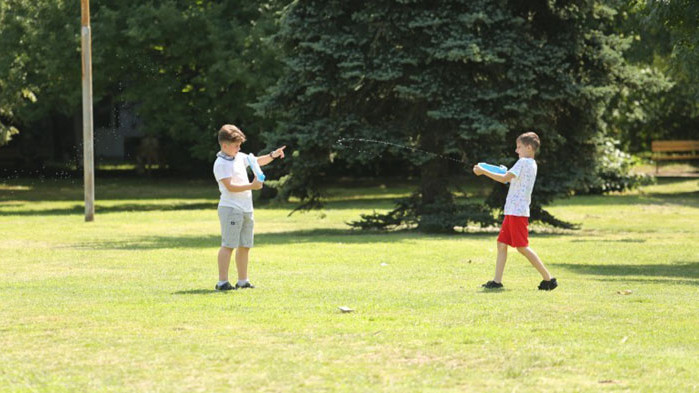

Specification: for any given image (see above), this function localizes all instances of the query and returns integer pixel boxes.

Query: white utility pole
[81,0,95,221]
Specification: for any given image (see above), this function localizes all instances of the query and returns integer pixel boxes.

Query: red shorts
[497,215,529,247]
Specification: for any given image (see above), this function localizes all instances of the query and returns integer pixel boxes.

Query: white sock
[237,279,249,286]
[217,280,229,286]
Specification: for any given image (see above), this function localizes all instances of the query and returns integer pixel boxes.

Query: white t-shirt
[504,158,537,217]
[213,152,253,212]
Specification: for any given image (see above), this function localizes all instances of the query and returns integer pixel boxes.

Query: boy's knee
[497,241,508,250]
[516,247,528,253]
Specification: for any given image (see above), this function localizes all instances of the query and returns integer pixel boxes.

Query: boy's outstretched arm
[258,146,287,167]
[473,165,515,184]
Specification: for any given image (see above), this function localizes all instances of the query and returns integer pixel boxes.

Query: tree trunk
[417,133,453,232]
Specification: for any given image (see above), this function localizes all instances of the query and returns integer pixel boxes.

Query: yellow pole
[81,0,95,221]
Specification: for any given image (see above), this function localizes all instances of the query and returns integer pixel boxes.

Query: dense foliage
[95,0,282,164]
[0,0,281,165]
[605,0,697,153]
[0,1,79,147]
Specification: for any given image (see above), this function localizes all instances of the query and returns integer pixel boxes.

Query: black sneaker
[215,281,236,291]
[235,282,255,289]
[482,280,504,289]
[538,278,558,291]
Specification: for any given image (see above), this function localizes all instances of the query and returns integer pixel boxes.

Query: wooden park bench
[651,140,699,173]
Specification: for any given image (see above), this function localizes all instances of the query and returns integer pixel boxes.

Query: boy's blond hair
[517,132,540,151]
[218,124,246,145]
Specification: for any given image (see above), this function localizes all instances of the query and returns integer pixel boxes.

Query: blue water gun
[477,162,508,175]
[246,154,266,182]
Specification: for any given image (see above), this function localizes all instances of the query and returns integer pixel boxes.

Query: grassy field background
[0,176,697,392]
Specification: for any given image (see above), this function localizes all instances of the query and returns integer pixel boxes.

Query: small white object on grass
[338,306,354,313]
[380,263,388,266]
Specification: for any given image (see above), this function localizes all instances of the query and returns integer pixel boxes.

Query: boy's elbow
[222,181,237,192]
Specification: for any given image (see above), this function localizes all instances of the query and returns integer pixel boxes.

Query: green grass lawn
[1,176,697,393]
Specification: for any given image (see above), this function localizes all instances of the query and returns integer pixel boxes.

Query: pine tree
[260,0,655,231]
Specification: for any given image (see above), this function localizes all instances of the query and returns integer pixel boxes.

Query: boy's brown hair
[218,124,246,145]
[517,132,540,151]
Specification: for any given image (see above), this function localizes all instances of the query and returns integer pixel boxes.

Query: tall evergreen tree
[257,0,655,232]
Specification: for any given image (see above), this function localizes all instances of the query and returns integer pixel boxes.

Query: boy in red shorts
[473,132,558,291]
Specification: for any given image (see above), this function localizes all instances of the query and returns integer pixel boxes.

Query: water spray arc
[335,138,507,177]
[335,137,470,165]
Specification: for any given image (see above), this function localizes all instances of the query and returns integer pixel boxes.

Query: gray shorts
[218,207,254,248]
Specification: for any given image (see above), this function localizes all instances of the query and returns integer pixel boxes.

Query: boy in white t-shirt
[473,132,557,291]
[213,124,286,291]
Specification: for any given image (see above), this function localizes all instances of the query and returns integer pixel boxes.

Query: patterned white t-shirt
[504,158,537,217]
[213,152,253,212]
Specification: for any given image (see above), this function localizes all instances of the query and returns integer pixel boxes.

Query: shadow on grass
[570,238,646,243]
[73,228,573,249]
[0,178,414,204]
[172,289,220,295]
[553,191,698,208]
[477,289,508,294]
[0,179,218,202]
[0,198,404,218]
[557,261,699,285]
[595,277,699,286]
[0,202,219,216]
[73,229,434,249]
[553,178,698,208]
[0,198,401,215]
